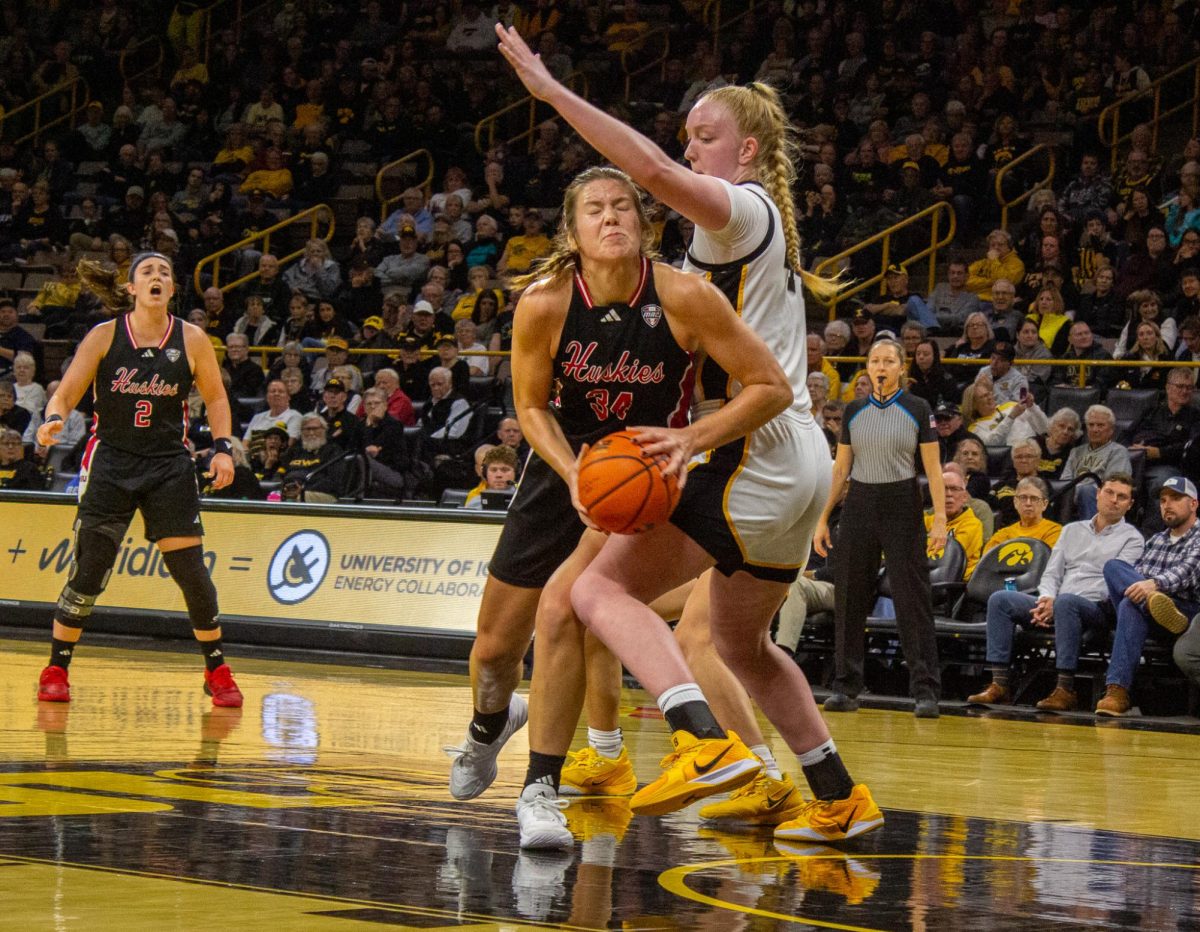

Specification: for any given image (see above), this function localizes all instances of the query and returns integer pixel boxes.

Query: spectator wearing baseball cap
[355,314,396,378]
[933,401,983,464]
[435,333,471,394]
[848,305,876,355]
[891,157,938,220]
[375,224,430,298]
[406,299,444,350]
[317,376,365,451]
[861,264,938,331]
[973,340,1028,405]
[394,335,432,402]
[1097,475,1200,716]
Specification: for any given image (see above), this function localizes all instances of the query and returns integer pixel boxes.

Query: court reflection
[1,639,1198,930]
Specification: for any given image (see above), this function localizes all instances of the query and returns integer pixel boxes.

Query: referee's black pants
[832,478,941,701]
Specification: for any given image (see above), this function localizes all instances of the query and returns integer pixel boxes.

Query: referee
[813,338,946,718]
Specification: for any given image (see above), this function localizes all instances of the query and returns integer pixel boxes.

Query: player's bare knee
[674,617,713,662]
[569,570,612,628]
[534,586,580,643]
[471,628,528,672]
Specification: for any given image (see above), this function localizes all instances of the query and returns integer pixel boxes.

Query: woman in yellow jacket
[967,229,1026,303]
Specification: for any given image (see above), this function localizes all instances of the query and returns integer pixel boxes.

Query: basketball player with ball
[443,164,792,849]
[497,24,884,843]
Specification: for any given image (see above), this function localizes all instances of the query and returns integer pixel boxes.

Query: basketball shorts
[671,411,831,583]
[77,442,204,543]
[487,451,585,589]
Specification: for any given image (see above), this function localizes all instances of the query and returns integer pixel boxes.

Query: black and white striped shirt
[841,390,937,483]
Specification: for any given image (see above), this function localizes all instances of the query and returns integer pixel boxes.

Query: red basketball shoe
[37,665,71,702]
[203,664,244,708]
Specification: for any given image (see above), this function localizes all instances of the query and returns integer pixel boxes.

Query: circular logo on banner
[267,530,331,604]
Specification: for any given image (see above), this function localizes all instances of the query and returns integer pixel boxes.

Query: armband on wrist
[44,414,63,424]
[213,437,234,457]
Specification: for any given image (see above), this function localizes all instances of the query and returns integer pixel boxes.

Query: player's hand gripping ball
[577,430,680,534]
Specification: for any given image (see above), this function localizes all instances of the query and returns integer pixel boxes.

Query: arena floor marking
[2,637,1199,929]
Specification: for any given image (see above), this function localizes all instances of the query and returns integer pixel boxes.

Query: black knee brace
[56,528,119,625]
[162,545,220,631]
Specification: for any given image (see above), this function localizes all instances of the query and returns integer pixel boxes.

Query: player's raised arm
[494,23,733,232]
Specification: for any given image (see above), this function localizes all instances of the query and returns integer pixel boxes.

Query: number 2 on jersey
[133,399,153,428]
[586,389,633,421]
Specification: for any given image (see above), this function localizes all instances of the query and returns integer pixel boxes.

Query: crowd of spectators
[2,1,1200,708]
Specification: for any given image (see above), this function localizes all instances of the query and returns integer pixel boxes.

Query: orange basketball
[577,430,680,534]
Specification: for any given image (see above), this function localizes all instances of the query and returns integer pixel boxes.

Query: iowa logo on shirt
[641,304,663,328]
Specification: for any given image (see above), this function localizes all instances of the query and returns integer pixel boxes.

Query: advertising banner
[0,498,503,636]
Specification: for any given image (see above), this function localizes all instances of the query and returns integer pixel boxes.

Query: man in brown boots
[968,475,1144,712]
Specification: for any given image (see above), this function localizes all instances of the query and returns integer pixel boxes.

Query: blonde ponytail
[702,83,842,305]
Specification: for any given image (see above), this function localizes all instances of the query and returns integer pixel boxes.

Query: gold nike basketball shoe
[773,784,884,843]
[630,730,761,817]
[698,771,808,824]
[560,747,638,796]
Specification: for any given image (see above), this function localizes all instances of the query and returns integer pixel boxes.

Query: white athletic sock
[656,682,706,715]
[587,727,623,759]
[797,738,838,768]
[749,743,783,780]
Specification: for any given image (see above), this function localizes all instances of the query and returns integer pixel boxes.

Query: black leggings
[832,478,940,701]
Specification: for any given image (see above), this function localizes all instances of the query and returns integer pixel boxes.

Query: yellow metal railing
[375,149,436,221]
[703,0,757,48]
[0,79,89,149]
[119,35,165,89]
[814,202,956,320]
[622,27,670,102]
[201,0,278,67]
[996,143,1056,232]
[194,204,334,295]
[475,71,590,154]
[1098,54,1200,172]
[829,355,1198,390]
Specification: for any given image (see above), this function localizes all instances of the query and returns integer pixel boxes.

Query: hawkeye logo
[996,541,1034,568]
[268,530,331,604]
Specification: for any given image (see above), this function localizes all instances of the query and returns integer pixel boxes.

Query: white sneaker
[516,783,572,849]
[437,826,493,905]
[511,849,572,921]
[444,693,528,800]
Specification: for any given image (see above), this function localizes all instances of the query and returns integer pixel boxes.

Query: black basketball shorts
[486,451,586,589]
[77,443,204,543]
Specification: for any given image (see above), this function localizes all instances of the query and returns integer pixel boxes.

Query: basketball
[577,430,680,534]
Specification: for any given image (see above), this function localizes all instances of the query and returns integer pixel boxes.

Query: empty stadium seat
[1106,388,1159,442]
[1046,385,1101,421]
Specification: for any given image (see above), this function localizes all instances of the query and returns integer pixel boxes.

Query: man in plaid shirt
[1097,476,1200,715]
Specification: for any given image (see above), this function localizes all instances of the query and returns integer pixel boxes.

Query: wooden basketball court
[2,635,1197,930]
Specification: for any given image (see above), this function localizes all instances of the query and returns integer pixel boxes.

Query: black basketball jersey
[92,314,192,457]
[553,257,694,443]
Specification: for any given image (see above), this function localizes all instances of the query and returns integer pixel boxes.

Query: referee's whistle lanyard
[872,372,902,405]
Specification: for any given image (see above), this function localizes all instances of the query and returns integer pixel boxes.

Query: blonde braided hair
[510,166,659,291]
[701,83,841,304]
